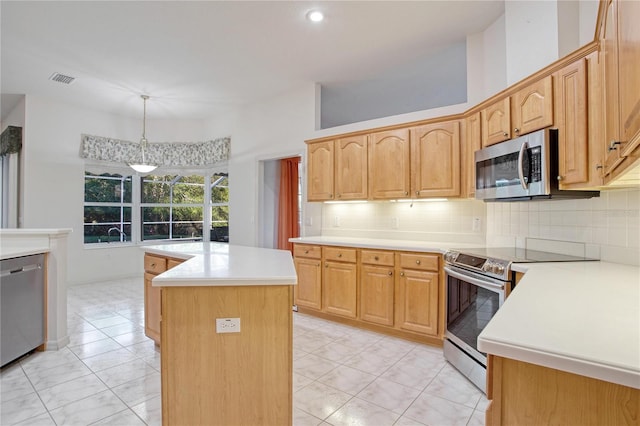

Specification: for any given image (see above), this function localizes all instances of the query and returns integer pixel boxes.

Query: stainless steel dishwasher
[1,253,45,366]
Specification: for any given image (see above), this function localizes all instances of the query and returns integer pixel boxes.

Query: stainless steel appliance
[1,254,45,367]
[474,128,599,202]
[443,247,597,393]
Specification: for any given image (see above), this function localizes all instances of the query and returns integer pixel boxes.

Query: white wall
[260,159,280,248]
[21,95,206,285]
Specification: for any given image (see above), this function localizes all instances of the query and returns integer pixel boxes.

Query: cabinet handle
[338,194,341,198]
[338,253,342,258]
[503,132,508,137]
[150,263,156,268]
[374,256,379,261]
[404,191,409,196]
[557,175,563,181]
[415,191,419,196]
[400,272,405,276]
[416,260,421,265]
[514,128,520,134]
[388,271,393,276]
[330,194,334,198]
[608,140,621,151]
[325,263,328,268]
[304,250,309,254]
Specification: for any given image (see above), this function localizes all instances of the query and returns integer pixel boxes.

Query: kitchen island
[478,261,640,425]
[144,242,297,426]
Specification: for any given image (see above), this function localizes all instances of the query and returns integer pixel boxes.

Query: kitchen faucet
[107,227,127,242]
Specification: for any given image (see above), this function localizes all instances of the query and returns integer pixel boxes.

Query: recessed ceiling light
[306,10,324,22]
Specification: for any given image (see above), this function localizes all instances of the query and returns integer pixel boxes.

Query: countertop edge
[289,236,483,253]
[1,247,50,260]
[152,277,298,287]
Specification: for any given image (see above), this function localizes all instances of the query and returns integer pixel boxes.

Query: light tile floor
[1,278,487,426]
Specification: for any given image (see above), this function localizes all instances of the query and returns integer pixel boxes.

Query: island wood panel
[144,272,161,343]
[487,356,640,426]
[161,285,292,426]
[335,135,368,200]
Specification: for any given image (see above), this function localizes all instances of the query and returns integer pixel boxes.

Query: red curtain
[277,156,301,252]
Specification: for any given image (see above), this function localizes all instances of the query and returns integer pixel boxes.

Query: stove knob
[482,262,492,272]
[494,264,505,275]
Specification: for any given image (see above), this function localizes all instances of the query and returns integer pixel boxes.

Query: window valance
[80,134,230,168]
[1,126,23,157]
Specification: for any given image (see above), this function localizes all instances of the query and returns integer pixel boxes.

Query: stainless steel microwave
[474,129,599,202]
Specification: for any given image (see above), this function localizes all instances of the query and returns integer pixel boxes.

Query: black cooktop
[453,247,597,263]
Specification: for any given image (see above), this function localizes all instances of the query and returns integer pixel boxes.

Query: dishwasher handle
[0,263,42,278]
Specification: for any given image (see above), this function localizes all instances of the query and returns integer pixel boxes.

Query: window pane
[173,176,204,204]
[211,206,229,227]
[85,173,131,203]
[143,223,169,241]
[142,207,170,222]
[211,174,229,203]
[84,206,131,224]
[141,176,171,203]
[172,222,203,239]
[84,224,131,243]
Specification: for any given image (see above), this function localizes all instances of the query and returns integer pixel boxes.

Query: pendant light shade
[128,95,158,173]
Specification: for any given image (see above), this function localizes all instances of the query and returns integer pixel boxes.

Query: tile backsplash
[321,199,486,244]
[317,187,640,266]
[486,188,640,266]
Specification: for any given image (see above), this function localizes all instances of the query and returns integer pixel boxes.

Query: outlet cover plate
[216,318,241,333]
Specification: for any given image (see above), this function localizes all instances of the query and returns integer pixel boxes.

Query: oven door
[444,265,506,366]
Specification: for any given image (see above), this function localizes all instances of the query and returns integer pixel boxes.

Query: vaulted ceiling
[1,1,504,121]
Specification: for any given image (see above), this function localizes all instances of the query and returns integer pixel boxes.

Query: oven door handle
[444,266,505,292]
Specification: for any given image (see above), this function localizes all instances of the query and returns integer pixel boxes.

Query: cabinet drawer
[398,253,439,271]
[293,244,322,259]
[323,246,357,263]
[144,254,168,274]
[360,250,394,266]
[167,258,185,270]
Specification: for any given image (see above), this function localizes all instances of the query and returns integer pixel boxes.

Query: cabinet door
[323,261,357,318]
[294,258,322,310]
[395,269,438,336]
[555,59,589,186]
[144,272,161,344]
[602,0,623,173]
[360,264,394,326]
[369,129,411,199]
[511,76,554,137]
[307,141,335,201]
[616,0,640,156]
[465,112,482,198]
[335,135,368,200]
[410,120,461,198]
[481,98,511,146]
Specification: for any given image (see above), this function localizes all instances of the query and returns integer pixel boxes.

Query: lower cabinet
[143,253,184,345]
[293,244,441,341]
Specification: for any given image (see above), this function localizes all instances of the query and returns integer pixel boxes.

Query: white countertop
[290,236,482,253]
[0,228,71,260]
[144,242,297,287]
[478,261,640,389]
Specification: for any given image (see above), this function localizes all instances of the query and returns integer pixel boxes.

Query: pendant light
[128,95,158,173]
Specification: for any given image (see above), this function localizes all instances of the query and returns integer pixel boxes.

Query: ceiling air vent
[49,72,76,85]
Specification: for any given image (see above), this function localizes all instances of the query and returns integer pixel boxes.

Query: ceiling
[1,1,504,121]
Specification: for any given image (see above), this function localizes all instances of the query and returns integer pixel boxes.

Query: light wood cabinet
[293,244,322,310]
[600,0,640,182]
[486,355,640,426]
[554,54,604,188]
[511,75,554,137]
[369,128,411,199]
[395,253,439,336]
[410,120,461,198]
[464,112,482,198]
[307,141,334,201]
[481,76,553,147]
[143,253,184,345]
[360,250,395,326]
[335,135,368,200]
[322,247,357,318]
[481,97,511,146]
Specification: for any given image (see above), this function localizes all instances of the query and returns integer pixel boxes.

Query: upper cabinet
[464,112,482,198]
[368,128,411,199]
[335,136,368,200]
[600,0,640,182]
[481,76,554,147]
[410,120,461,198]
[307,141,334,201]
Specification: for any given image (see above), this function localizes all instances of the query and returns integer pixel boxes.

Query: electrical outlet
[305,217,313,226]
[333,216,341,227]
[216,318,241,333]
[391,217,399,229]
[472,217,482,232]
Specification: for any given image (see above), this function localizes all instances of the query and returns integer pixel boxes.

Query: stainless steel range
[442,247,596,393]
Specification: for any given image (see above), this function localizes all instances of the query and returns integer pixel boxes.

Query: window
[84,172,132,243]
[84,171,229,245]
[141,175,205,241]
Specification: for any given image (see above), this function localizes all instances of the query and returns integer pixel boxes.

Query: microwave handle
[518,141,529,190]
